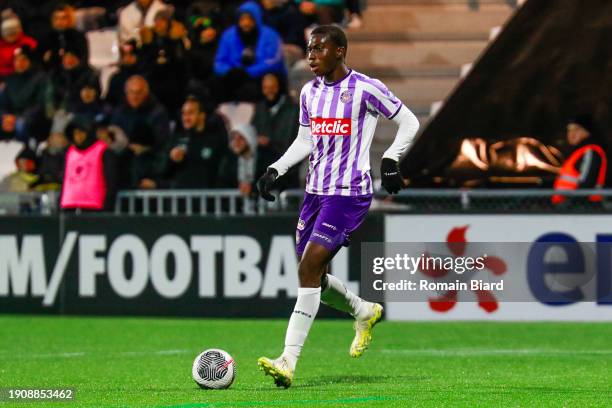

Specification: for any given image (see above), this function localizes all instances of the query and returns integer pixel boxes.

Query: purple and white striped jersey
[300,69,403,196]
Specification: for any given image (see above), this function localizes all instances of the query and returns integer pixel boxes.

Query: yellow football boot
[257,356,294,388]
[350,303,383,358]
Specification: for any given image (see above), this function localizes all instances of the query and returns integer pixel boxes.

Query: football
[192,349,236,389]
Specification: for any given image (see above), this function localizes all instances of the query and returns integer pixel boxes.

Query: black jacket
[161,113,229,189]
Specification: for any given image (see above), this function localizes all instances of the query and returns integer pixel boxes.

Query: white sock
[321,274,371,320]
[282,287,321,370]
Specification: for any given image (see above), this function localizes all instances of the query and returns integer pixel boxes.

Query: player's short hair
[311,25,348,50]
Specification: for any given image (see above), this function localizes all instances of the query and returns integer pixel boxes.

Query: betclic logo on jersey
[310,118,351,137]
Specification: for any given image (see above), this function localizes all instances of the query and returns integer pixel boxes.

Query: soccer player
[256,25,420,388]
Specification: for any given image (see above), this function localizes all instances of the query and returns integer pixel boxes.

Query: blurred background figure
[111,75,169,188]
[0,10,37,82]
[0,146,38,192]
[38,3,88,70]
[261,0,312,64]
[213,1,286,102]
[185,7,220,100]
[105,40,142,108]
[47,42,99,116]
[0,45,48,145]
[34,131,69,192]
[140,8,189,115]
[552,114,607,206]
[119,0,170,44]
[251,72,298,152]
[153,95,228,189]
[60,119,117,212]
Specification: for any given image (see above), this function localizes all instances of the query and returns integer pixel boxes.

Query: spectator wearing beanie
[552,114,608,206]
[0,45,49,144]
[0,11,37,81]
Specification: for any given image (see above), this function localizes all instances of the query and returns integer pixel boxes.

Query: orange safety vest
[552,144,607,204]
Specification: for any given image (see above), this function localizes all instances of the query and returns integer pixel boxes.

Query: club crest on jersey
[310,118,351,136]
[340,90,353,104]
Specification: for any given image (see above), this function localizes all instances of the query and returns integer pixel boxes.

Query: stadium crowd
[0,0,363,210]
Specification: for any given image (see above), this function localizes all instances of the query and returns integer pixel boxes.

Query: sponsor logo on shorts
[297,219,305,231]
[310,118,351,137]
[322,222,337,231]
[312,232,332,243]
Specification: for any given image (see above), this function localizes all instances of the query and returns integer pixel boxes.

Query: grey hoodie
[230,123,257,184]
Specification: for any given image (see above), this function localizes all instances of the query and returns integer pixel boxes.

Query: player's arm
[363,78,420,194]
[380,105,420,194]
[257,125,313,201]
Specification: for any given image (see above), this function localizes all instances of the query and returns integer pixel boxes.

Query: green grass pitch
[1,316,611,407]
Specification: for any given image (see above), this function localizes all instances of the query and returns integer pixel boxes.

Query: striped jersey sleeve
[362,78,403,119]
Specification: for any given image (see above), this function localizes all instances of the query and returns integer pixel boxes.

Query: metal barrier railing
[0,191,59,215]
[114,189,268,216]
[1,188,611,216]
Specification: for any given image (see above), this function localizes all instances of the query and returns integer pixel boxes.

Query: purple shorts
[295,192,373,259]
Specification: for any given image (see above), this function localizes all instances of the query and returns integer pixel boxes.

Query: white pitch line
[0,349,192,360]
[380,348,612,356]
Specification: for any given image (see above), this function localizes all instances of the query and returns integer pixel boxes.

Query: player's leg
[258,242,332,388]
[315,194,383,357]
[258,193,324,388]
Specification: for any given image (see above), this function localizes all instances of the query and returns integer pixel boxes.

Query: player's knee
[298,257,325,287]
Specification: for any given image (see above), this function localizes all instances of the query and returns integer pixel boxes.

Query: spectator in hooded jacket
[0,11,37,81]
[213,1,285,102]
[38,3,89,71]
[219,122,298,195]
[0,45,48,144]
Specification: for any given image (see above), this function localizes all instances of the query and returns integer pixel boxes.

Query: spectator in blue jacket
[213,1,286,102]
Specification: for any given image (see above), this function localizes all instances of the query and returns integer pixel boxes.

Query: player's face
[307,34,342,77]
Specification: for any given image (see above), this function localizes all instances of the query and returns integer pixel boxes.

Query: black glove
[380,158,403,194]
[257,168,278,201]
